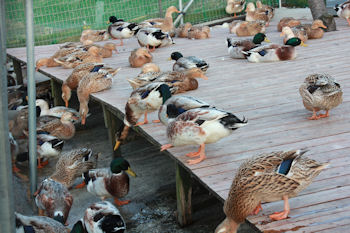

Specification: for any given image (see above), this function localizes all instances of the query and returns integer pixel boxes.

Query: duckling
[229,20,266,36]
[161,107,247,165]
[108,16,139,46]
[113,83,174,151]
[129,47,153,68]
[277,17,301,32]
[61,63,113,107]
[50,148,98,188]
[176,22,192,38]
[127,68,208,90]
[54,46,103,69]
[84,157,136,206]
[36,47,82,71]
[80,29,109,45]
[136,27,173,52]
[15,212,70,233]
[281,26,308,44]
[227,33,270,59]
[34,178,73,225]
[243,37,306,63]
[215,150,328,233]
[334,1,350,26]
[170,51,209,72]
[70,201,126,233]
[37,112,77,140]
[141,63,160,74]
[296,20,327,39]
[226,0,246,17]
[256,0,274,21]
[35,99,79,119]
[187,26,210,39]
[158,95,212,125]
[299,73,343,120]
[77,67,121,125]
[245,2,269,25]
[143,6,181,32]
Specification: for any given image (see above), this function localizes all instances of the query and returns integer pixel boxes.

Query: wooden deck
[7,18,350,232]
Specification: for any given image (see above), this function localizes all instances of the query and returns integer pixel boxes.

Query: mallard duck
[50,148,98,188]
[136,27,173,52]
[84,157,136,206]
[281,26,308,44]
[158,95,212,125]
[245,2,269,25]
[36,47,82,71]
[295,20,327,39]
[227,33,270,59]
[243,37,306,63]
[187,26,210,39]
[129,47,153,68]
[143,6,181,32]
[127,68,208,91]
[226,0,246,17]
[141,63,160,74]
[35,99,79,119]
[34,178,73,225]
[170,52,209,72]
[8,85,26,110]
[94,42,118,58]
[161,107,247,165]
[334,1,350,26]
[299,74,343,120]
[71,201,126,233]
[277,17,301,32]
[77,67,121,125]
[37,112,77,140]
[215,150,328,233]
[15,212,70,233]
[9,106,41,138]
[108,16,139,46]
[176,22,192,38]
[229,20,266,36]
[80,29,109,45]
[256,0,274,21]
[54,46,103,69]
[113,83,174,151]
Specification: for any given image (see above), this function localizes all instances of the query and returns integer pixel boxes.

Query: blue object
[141,90,150,99]
[278,159,294,175]
[258,50,267,56]
[90,65,104,72]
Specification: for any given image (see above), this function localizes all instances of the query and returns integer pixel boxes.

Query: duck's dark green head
[110,157,136,177]
[170,52,183,61]
[53,214,65,225]
[285,37,306,47]
[253,33,270,44]
[157,84,172,104]
[108,16,119,24]
[70,220,86,233]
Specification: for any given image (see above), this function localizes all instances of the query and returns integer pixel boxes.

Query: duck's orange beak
[200,74,208,80]
[64,100,69,108]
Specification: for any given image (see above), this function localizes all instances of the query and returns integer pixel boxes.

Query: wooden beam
[176,162,192,226]
[50,79,64,106]
[12,59,23,85]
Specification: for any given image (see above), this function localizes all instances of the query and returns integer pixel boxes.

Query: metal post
[174,0,194,26]
[158,0,163,18]
[26,0,37,196]
[179,0,184,25]
[279,0,282,8]
[0,0,15,232]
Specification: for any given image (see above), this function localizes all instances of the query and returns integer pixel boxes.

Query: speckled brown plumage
[277,17,301,32]
[129,48,153,68]
[54,46,103,69]
[37,112,76,140]
[294,20,327,39]
[229,21,266,36]
[50,148,98,188]
[187,26,210,39]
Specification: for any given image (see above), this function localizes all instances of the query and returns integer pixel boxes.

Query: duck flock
[9,1,350,232]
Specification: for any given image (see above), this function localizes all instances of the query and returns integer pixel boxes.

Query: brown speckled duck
[141,63,160,74]
[15,212,70,233]
[176,22,192,38]
[77,67,121,125]
[299,74,343,120]
[84,157,136,206]
[226,0,246,17]
[295,20,327,39]
[80,29,109,45]
[129,47,153,68]
[161,107,247,165]
[54,46,103,69]
[245,3,269,25]
[36,47,82,71]
[62,63,115,107]
[34,178,73,225]
[229,20,266,36]
[37,112,77,140]
[187,26,210,39]
[277,17,301,32]
[215,150,327,233]
[50,148,98,189]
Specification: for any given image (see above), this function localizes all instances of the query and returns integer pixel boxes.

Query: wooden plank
[176,162,193,226]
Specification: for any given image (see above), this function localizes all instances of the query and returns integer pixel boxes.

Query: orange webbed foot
[12,165,21,173]
[135,120,149,126]
[114,198,130,206]
[269,210,289,221]
[318,111,329,118]
[74,182,86,189]
[186,151,201,158]
[37,159,49,169]
[161,144,173,151]
[252,203,263,215]
[152,120,160,123]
